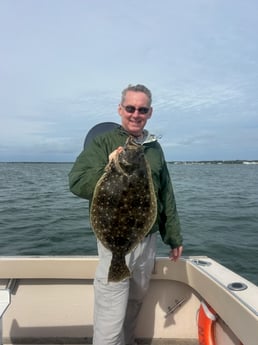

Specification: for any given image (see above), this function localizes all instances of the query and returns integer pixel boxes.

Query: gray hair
[121,84,152,105]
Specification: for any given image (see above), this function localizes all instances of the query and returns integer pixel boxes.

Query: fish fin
[108,255,131,282]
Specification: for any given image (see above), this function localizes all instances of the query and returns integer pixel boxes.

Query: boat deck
[1,257,257,345]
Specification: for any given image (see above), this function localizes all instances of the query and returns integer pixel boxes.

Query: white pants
[93,233,157,345]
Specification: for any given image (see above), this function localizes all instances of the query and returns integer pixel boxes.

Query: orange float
[198,301,217,345]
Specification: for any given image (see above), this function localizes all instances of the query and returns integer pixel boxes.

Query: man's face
[118,91,152,137]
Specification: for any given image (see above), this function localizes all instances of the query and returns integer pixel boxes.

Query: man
[69,84,183,345]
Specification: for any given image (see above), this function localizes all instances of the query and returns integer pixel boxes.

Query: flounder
[90,136,157,282]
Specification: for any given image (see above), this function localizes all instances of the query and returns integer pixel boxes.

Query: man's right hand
[108,147,123,162]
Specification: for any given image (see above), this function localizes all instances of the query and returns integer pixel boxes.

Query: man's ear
[118,104,123,116]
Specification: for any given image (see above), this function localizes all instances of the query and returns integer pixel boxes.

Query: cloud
[0,0,257,161]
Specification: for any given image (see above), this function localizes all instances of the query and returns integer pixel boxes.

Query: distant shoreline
[1,160,258,165]
[170,160,258,165]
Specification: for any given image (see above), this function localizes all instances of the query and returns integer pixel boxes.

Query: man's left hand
[169,246,183,262]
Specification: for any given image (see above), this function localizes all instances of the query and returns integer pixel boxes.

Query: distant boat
[243,161,258,164]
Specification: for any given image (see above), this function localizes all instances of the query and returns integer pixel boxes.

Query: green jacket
[69,126,183,249]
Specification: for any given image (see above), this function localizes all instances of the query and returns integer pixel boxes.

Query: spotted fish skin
[90,136,157,282]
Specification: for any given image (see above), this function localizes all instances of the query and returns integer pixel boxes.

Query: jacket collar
[117,126,158,145]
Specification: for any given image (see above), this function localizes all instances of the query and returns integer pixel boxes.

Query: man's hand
[108,147,124,162]
[169,246,183,262]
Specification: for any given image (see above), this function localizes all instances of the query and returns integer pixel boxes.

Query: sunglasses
[121,104,150,115]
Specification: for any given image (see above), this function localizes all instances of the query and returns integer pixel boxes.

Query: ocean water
[0,162,257,285]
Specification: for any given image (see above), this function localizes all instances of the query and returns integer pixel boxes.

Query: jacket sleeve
[158,160,183,249]
[68,139,109,200]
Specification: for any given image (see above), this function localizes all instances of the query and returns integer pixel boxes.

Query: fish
[90,136,157,282]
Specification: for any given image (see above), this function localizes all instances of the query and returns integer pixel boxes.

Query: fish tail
[108,256,131,282]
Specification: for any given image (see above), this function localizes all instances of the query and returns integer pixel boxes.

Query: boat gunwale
[0,255,257,345]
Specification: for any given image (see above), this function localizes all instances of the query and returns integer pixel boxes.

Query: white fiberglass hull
[0,256,257,345]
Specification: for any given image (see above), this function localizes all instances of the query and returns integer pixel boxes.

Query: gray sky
[1,0,257,161]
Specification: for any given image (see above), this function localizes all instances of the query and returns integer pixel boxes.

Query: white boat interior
[0,256,257,345]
